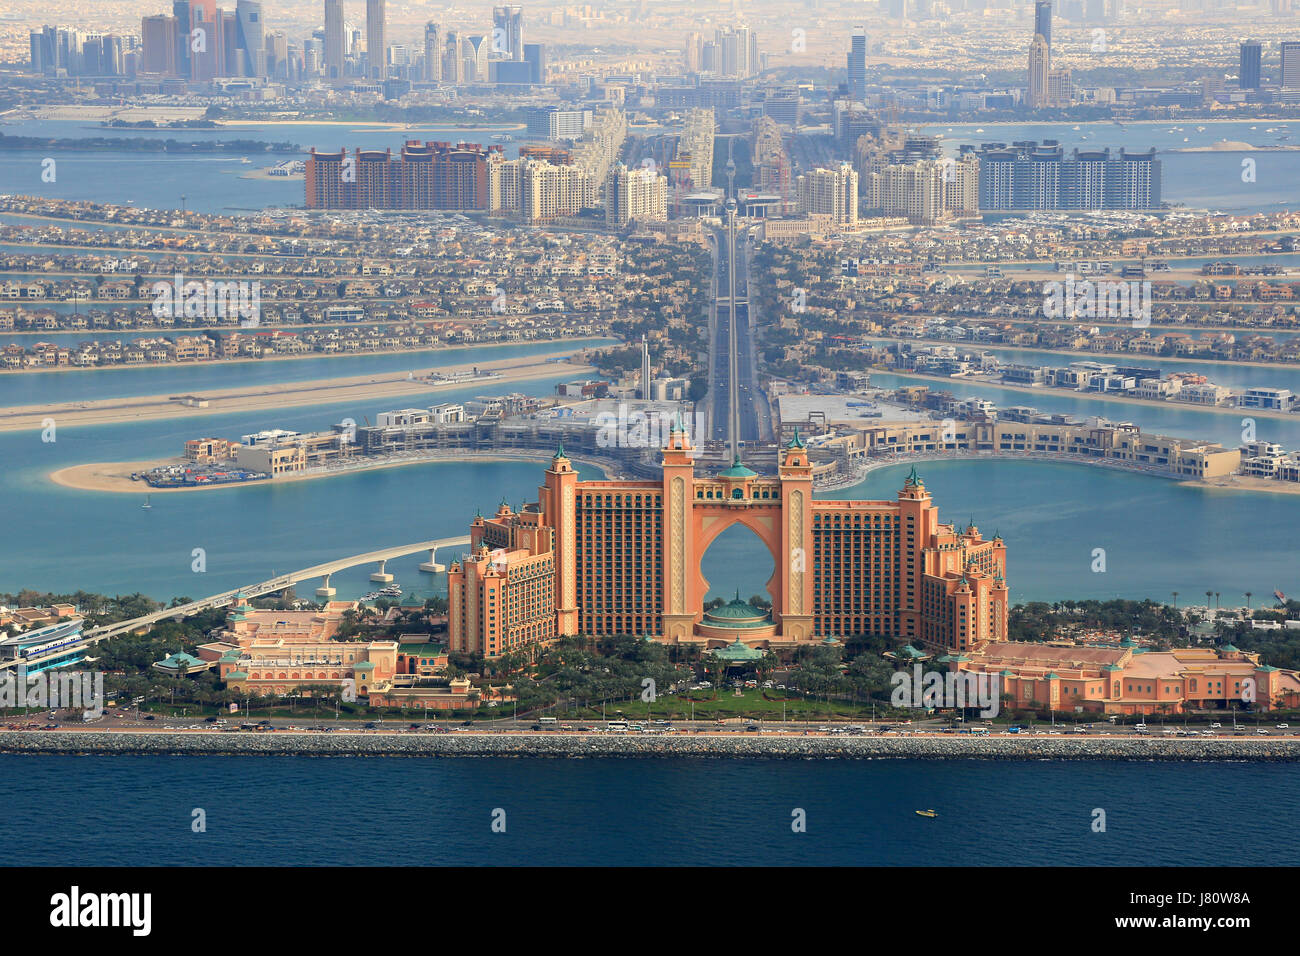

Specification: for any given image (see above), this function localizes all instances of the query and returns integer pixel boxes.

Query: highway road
[707,218,767,450]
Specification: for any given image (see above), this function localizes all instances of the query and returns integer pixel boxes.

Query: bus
[538,716,557,725]
[606,721,629,733]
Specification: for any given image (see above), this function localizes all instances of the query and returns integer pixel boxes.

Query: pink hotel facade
[449,424,1010,658]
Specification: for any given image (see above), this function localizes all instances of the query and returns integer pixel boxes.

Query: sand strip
[0,353,592,433]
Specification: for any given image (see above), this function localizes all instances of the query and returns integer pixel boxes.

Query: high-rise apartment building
[526,107,591,141]
[864,152,979,225]
[797,163,859,229]
[422,22,441,82]
[1240,40,1262,90]
[141,15,178,75]
[1282,41,1300,89]
[448,436,1009,657]
[365,0,385,79]
[305,141,497,210]
[976,142,1161,210]
[674,108,715,191]
[606,163,668,227]
[684,31,701,73]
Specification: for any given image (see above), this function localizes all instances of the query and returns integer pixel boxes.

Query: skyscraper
[365,0,385,80]
[1027,34,1050,108]
[523,42,546,84]
[1240,40,1262,90]
[234,0,265,77]
[847,27,867,102]
[141,15,178,75]
[1282,41,1300,89]
[324,0,344,80]
[1035,0,1052,50]
[424,22,441,82]
[684,32,701,73]
[492,5,523,60]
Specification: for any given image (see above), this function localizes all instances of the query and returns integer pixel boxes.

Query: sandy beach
[50,448,614,495]
[1185,474,1300,496]
[0,352,592,433]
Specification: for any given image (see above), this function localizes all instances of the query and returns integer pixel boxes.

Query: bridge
[2,535,472,672]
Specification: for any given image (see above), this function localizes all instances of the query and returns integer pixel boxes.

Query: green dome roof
[703,597,771,626]
[718,456,757,479]
[710,638,764,661]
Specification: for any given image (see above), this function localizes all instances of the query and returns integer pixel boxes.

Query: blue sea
[2,755,1294,866]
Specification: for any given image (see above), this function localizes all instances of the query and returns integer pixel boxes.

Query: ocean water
[0,120,521,214]
[0,338,615,408]
[1,755,1293,866]
[0,371,603,601]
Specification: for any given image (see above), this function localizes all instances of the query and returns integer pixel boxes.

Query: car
[1210,722,1222,729]
[531,724,542,731]
[1277,723,1290,729]
[364,722,377,729]
[461,720,473,727]
[1257,728,1269,735]
[204,716,218,723]
[1134,723,1148,732]
[143,714,156,721]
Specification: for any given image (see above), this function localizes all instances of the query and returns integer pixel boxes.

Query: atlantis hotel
[448,423,1009,658]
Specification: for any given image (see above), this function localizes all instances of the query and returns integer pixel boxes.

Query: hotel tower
[449,423,1009,658]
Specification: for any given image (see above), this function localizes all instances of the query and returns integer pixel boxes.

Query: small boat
[141,495,152,510]
[915,809,938,818]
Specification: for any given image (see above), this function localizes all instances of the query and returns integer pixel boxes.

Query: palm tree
[1245,591,1252,610]
[1171,591,1179,610]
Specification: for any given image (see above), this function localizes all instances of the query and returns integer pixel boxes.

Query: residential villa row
[885,344,1297,413]
[885,316,1300,365]
[0,318,605,369]
[776,385,1300,487]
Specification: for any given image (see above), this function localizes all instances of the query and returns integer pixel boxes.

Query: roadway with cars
[707,220,767,451]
